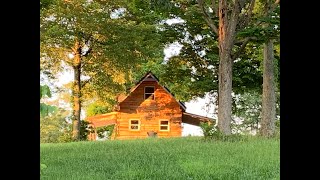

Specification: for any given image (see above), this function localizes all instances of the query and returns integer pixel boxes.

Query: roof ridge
[118,71,186,111]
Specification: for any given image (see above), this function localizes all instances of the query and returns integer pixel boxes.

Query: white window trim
[129,119,140,131]
[159,119,170,131]
[144,86,155,100]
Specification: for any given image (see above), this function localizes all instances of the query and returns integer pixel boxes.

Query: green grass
[40,137,279,180]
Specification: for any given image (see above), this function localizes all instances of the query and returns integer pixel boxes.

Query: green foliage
[143,0,278,102]
[79,120,94,141]
[40,0,57,10]
[40,85,51,99]
[79,121,114,141]
[157,0,278,99]
[40,103,58,117]
[40,85,58,117]
[199,121,215,139]
[96,125,115,139]
[233,43,264,94]
[41,0,167,124]
[160,49,217,102]
[41,0,164,81]
[232,91,280,133]
[199,122,243,142]
[40,109,72,143]
[232,91,280,134]
[86,101,113,117]
[237,2,280,41]
[232,92,262,132]
[124,0,217,102]
[41,137,280,179]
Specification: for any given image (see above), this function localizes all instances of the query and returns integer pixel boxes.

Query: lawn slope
[41,137,279,180]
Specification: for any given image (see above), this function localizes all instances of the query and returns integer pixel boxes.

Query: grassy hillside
[40,137,280,180]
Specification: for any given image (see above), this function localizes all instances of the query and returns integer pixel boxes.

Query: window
[159,120,169,131]
[144,86,155,100]
[129,120,140,131]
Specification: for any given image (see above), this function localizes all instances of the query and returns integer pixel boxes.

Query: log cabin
[87,71,214,140]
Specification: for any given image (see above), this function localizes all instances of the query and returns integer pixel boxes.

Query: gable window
[159,120,169,131]
[129,119,140,131]
[144,86,155,100]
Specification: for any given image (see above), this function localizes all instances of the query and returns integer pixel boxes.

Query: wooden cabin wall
[116,81,183,140]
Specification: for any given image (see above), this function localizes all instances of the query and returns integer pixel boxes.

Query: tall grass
[40,137,279,180]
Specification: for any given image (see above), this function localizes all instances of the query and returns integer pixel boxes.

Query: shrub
[199,121,216,139]
[200,121,248,142]
[96,125,115,139]
[40,109,72,143]
[79,120,94,141]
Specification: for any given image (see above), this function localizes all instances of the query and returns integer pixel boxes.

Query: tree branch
[71,40,81,54]
[269,0,280,14]
[253,0,279,27]
[232,0,279,61]
[197,0,218,35]
[231,37,250,60]
[239,0,256,29]
[81,79,91,88]
[81,52,97,69]
[211,0,218,16]
[226,0,241,48]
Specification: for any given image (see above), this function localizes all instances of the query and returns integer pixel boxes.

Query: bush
[199,121,216,139]
[40,109,72,143]
[96,124,115,139]
[200,121,248,142]
[79,120,94,141]
[57,131,73,143]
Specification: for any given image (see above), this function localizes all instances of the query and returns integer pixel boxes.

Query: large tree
[155,0,260,134]
[161,0,279,135]
[232,41,280,134]
[196,0,262,135]
[41,0,163,140]
[260,0,280,137]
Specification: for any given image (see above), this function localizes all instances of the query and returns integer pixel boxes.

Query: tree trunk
[217,0,240,135]
[217,50,233,135]
[260,40,276,137]
[72,41,82,140]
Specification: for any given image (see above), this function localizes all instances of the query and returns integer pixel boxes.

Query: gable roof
[118,71,186,111]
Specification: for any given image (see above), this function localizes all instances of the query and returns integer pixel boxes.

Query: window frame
[129,119,140,131]
[159,119,170,131]
[144,86,155,100]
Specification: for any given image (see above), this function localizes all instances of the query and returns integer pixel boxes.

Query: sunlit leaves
[40,85,52,99]
[40,103,58,117]
[86,101,113,117]
[40,108,71,143]
[41,0,166,116]
[40,85,59,117]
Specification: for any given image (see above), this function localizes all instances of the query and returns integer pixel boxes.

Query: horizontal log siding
[116,81,182,139]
